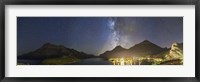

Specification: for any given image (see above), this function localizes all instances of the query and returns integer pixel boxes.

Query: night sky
[17,17,183,56]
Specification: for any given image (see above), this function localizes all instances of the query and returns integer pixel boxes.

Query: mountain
[129,40,166,56]
[100,40,167,58]
[164,42,183,60]
[18,43,94,60]
[100,45,132,58]
[112,45,126,51]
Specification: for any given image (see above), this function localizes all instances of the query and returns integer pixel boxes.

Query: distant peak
[129,40,160,49]
[116,45,123,48]
[139,40,155,44]
[113,45,126,51]
[142,40,151,43]
[42,43,56,47]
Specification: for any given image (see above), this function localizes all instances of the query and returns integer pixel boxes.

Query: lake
[69,58,112,65]
[18,58,112,65]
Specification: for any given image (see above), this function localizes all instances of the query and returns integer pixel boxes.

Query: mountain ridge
[18,40,182,60]
[100,40,168,58]
[18,43,95,60]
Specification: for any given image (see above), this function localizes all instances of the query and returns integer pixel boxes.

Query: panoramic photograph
[17,17,183,65]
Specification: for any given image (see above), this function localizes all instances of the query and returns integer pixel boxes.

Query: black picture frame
[0,0,199,82]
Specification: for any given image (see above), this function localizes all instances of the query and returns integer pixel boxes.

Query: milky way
[18,17,183,56]
[108,17,120,48]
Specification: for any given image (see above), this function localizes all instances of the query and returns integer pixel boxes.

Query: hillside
[18,43,94,60]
